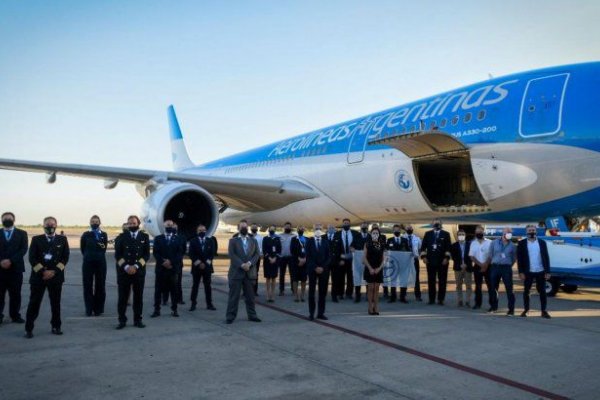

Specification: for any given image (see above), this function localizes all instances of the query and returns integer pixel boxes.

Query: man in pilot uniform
[115,215,150,329]
[24,216,70,338]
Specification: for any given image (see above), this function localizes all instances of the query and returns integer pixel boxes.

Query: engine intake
[141,183,219,239]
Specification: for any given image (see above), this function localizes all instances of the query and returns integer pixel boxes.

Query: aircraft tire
[545,279,560,297]
[562,284,578,293]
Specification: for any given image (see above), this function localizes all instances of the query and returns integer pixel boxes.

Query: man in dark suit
[306,224,331,320]
[24,217,70,338]
[115,215,150,329]
[450,230,473,307]
[0,212,28,325]
[420,219,451,305]
[226,220,261,324]
[324,224,338,302]
[162,223,187,306]
[151,219,185,318]
[80,215,108,317]
[517,224,551,319]
[188,224,216,311]
[386,224,410,303]
[334,218,360,301]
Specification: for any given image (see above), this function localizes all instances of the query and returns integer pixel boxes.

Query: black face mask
[165,227,175,234]
[2,219,14,228]
[406,229,413,235]
[361,227,368,233]
[527,232,536,239]
[129,226,139,233]
[240,227,248,236]
[269,230,275,236]
[284,228,291,234]
[251,228,258,234]
[343,225,350,231]
[44,226,56,235]
[90,223,100,230]
[198,231,206,238]
[476,233,484,239]
[297,230,305,236]
[393,231,401,237]
[433,223,441,230]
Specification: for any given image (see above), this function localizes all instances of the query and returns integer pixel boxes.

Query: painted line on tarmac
[214,287,569,400]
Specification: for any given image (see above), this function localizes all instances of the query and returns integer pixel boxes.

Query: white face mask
[505,233,513,240]
[458,235,466,242]
[314,230,322,237]
[371,233,379,241]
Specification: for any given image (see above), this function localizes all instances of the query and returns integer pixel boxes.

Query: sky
[1,0,599,226]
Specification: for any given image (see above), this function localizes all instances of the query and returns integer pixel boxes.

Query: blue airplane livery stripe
[195,62,600,170]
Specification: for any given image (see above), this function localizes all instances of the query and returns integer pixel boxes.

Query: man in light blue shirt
[488,228,517,315]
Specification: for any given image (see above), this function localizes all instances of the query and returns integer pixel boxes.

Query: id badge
[432,244,437,250]
[272,246,276,253]
[501,253,506,259]
[44,253,53,261]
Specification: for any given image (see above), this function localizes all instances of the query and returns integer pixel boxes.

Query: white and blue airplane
[1,62,599,241]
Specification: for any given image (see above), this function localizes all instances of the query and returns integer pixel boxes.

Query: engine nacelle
[140,182,219,239]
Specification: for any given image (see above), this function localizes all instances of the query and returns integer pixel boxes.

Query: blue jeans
[489,264,515,311]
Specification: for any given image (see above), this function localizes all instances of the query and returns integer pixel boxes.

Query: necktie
[345,232,349,254]
[316,238,320,251]
[396,237,399,245]
[329,234,333,241]
[5,230,11,241]
[408,235,413,251]
[242,238,248,254]
[131,233,135,240]
[167,235,171,244]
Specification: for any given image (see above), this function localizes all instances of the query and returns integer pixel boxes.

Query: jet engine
[140,182,219,239]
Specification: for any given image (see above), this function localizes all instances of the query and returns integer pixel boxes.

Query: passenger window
[477,109,486,121]
[464,113,472,123]
[451,115,459,126]
[439,118,447,128]
[429,120,437,129]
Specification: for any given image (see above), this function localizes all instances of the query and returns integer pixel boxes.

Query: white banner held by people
[383,251,415,288]
[352,250,366,287]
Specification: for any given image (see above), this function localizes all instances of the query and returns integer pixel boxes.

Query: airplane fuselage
[180,62,600,226]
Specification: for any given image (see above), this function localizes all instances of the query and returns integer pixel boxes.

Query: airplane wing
[0,158,319,211]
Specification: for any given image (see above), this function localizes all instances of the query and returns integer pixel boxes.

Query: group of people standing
[0,211,553,338]
[228,218,552,321]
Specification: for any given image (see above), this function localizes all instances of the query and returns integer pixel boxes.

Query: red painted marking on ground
[214,287,569,400]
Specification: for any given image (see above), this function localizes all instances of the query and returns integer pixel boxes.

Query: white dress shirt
[527,239,544,272]
[253,233,263,256]
[469,238,491,264]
